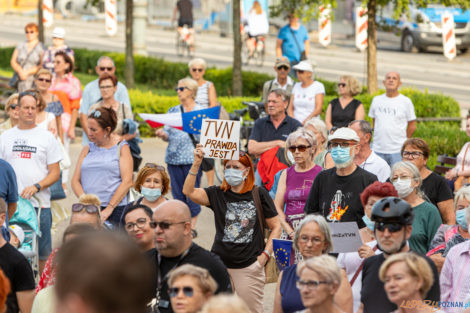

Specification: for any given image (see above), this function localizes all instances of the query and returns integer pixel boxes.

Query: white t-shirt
[368,93,416,154]
[246,11,269,36]
[360,151,391,182]
[292,81,325,123]
[0,126,62,208]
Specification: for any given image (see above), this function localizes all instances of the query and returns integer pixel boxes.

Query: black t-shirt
[330,98,362,128]
[156,243,231,313]
[204,186,278,268]
[177,0,193,21]
[304,167,377,228]
[422,171,453,206]
[361,251,440,313]
[0,243,35,313]
[249,115,302,143]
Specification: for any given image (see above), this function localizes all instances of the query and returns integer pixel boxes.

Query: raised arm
[183,145,210,206]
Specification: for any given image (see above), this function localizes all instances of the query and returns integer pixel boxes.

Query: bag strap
[252,186,266,232]
[461,143,470,171]
[121,102,126,119]
[19,42,40,67]
[349,245,378,286]
[289,27,303,55]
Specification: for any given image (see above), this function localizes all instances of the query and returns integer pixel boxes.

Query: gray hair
[96,56,115,67]
[304,118,328,148]
[294,214,333,253]
[297,255,342,286]
[349,120,373,143]
[188,58,207,70]
[178,77,199,100]
[391,161,425,198]
[454,186,470,211]
[286,128,317,154]
[268,88,289,102]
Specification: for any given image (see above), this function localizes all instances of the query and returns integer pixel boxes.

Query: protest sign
[328,222,363,253]
[200,119,240,160]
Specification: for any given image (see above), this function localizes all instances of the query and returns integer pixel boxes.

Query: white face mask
[393,178,414,198]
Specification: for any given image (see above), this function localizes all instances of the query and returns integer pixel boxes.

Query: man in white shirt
[368,72,416,166]
[0,91,62,273]
[349,120,391,182]
[261,56,294,102]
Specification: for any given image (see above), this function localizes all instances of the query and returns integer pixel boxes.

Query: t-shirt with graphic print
[304,167,377,228]
[204,186,278,269]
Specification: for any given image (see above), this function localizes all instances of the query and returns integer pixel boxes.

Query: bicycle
[242,34,266,67]
[176,25,194,57]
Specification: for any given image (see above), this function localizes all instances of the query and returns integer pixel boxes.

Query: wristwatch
[34,183,41,192]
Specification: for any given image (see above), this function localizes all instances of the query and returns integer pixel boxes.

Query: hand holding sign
[200,119,240,160]
[193,144,205,165]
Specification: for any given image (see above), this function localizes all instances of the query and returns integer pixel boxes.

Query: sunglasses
[9,103,18,110]
[375,222,405,233]
[277,65,289,71]
[144,163,166,171]
[99,67,114,71]
[125,217,150,231]
[191,68,204,72]
[175,86,188,92]
[296,70,305,74]
[37,78,51,83]
[337,83,346,87]
[149,221,187,230]
[99,85,114,90]
[71,203,100,214]
[169,286,194,298]
[288,145,311,153]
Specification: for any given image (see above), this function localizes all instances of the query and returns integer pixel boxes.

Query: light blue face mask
[224,168,245,186]
[362,215,375,231]
[330,146,351,165]
[141,187,162,202]
[456,209,468,230]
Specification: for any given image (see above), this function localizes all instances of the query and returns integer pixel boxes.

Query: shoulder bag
[252,186,280,284]
[289,27,307,61]
[9,43,39,90]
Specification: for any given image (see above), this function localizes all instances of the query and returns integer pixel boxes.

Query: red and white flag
[139,113,183,130]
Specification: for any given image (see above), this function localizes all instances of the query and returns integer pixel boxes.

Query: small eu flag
[273,239,293,271]
[181,106,220,134]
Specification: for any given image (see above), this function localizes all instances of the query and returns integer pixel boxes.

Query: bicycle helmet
[371,197,414,225]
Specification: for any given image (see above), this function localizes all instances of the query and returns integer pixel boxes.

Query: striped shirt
[195,81,212,108]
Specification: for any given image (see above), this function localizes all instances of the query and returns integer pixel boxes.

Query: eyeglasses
[37,78,51,83]
[288,145,311,153]
[99,67,114,71]
[298,236,324,244]
[337,83,347,88]
[149,221,187,230]
[402,151,424,159]
[330,142,355,148]
[375,222,405,233]
[277,65,289,71]
[125,217,150,231]
[296,279,330,290]
[99,85,114,90]
[144,163,166,171]
[191,68,204,72]
[296,70,305,74]
[175,86,188,92]
[390,176,411,183]
[169,286,194,298]
[71,203,100,214]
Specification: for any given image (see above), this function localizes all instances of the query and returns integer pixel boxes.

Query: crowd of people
[1,19,470,313]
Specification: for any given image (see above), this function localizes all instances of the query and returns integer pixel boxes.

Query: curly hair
[360,181,398,206]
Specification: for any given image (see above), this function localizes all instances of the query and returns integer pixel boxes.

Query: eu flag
[182,106,221,134]
[273,239,293,271]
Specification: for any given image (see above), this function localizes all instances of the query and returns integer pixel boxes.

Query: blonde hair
[379,253,433,298]
[35,68,53,80]
[339,75,361,96]
[78,194,101,207]
[168,264,217,295]
[251,1,262,14]
[5,93,19,112]
[297,255,341,286]
[200,295,250,313]
[178,77,199,100]
[188,58,207,70]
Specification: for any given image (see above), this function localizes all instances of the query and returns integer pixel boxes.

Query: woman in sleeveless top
[72,107,133,227]
[325,75,364,130]
[188,58,218,108]
[34,88,58,135]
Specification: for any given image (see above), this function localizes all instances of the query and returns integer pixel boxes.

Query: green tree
[271,0,470,93]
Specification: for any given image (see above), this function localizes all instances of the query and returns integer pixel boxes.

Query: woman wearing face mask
[126,163,169,212]
[427,185,470,272]
[336,181,396,313]
[183,144,281,313]
[390,161,442,254]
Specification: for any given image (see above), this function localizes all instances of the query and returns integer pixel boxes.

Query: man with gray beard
[304,127,377,228]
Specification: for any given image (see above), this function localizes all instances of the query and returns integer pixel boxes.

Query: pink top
[50,73,82,101]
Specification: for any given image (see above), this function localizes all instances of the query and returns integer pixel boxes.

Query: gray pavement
[1,13,470,114]
[53,137,276,312]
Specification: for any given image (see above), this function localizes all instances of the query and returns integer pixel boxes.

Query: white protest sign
[200,119,240,160]
[328,222,363,253]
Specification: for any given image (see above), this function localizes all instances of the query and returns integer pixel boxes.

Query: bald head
[155,200,191,221]
[383,71,402,95]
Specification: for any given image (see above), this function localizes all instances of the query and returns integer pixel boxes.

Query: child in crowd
[8,225,24,249]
